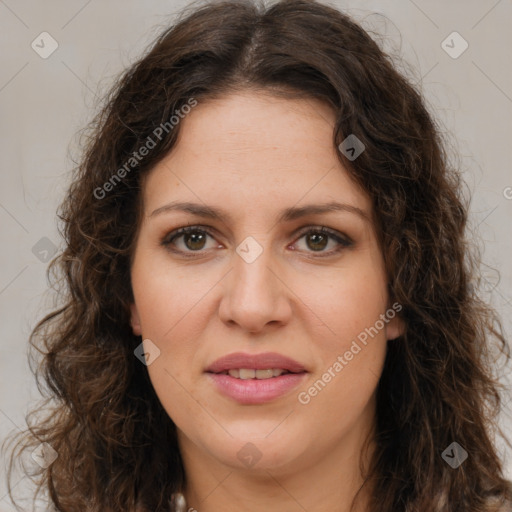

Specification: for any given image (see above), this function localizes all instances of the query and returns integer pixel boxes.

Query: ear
[130,303,142,336]
[385,303,405,341]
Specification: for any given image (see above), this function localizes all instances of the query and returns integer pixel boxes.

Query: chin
[205,425,307,473]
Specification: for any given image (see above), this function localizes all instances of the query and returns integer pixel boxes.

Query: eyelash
[160,224,353,258]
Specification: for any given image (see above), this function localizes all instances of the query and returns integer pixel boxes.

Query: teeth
[239,369,255,379]
[256,369,274,379]
[227,368,287,379]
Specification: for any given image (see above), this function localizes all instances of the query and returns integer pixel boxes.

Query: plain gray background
[1,0,511,510]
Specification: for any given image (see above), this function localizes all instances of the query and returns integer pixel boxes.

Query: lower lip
[206,372,307,405]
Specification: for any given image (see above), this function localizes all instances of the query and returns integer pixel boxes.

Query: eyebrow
[149,200,370,224]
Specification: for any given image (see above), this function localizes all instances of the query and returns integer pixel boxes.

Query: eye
[161,225,219,254]
[161,225,353,257]
[292,226,353,256]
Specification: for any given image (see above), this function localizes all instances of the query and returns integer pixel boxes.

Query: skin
[129,91,404,512]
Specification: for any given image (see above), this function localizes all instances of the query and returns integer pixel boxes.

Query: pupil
[307,233,327,251]
[185,232,206,250]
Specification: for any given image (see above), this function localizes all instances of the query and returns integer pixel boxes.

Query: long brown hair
[4,0,511,510]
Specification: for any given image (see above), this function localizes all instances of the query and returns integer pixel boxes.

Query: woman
[5,0,512,510]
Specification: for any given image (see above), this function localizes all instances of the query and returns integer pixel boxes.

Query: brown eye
[293,227,353,257]
[162,226,217,253]
[162,225,352,258]
[305,232,329,251]
[182,231,208,251]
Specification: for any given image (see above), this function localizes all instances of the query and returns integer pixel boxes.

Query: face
[129,91,403,477]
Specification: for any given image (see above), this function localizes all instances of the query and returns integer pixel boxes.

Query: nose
[218,241,293,334]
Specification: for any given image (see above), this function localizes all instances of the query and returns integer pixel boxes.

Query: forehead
[171,91,337,166]
[141,91,372,219]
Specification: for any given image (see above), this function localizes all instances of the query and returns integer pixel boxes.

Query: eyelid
[161,224,221,257]
[292,225,353,246]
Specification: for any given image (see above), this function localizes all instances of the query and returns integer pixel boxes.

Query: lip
[205,352,307,405]
[205,351,306,374]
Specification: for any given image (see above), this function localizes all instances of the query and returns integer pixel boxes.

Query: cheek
[131,249,217,341]
[293,264,389,409]
[293,261,389,347]
[130,252,218,415]
[297,319,387,431]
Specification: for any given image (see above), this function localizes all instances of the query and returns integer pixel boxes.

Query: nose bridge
[232,235,278,303]
[219,235,291,331]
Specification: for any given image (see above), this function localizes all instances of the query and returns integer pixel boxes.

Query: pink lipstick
[205,351,308,405]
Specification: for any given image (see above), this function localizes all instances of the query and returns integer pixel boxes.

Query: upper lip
[205,352,307,374]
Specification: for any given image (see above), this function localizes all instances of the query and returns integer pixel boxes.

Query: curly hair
[4,0,512,510]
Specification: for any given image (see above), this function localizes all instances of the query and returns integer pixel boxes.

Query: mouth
[205,352,308,404]
[210,368,302,379]
[205,351,307,374]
